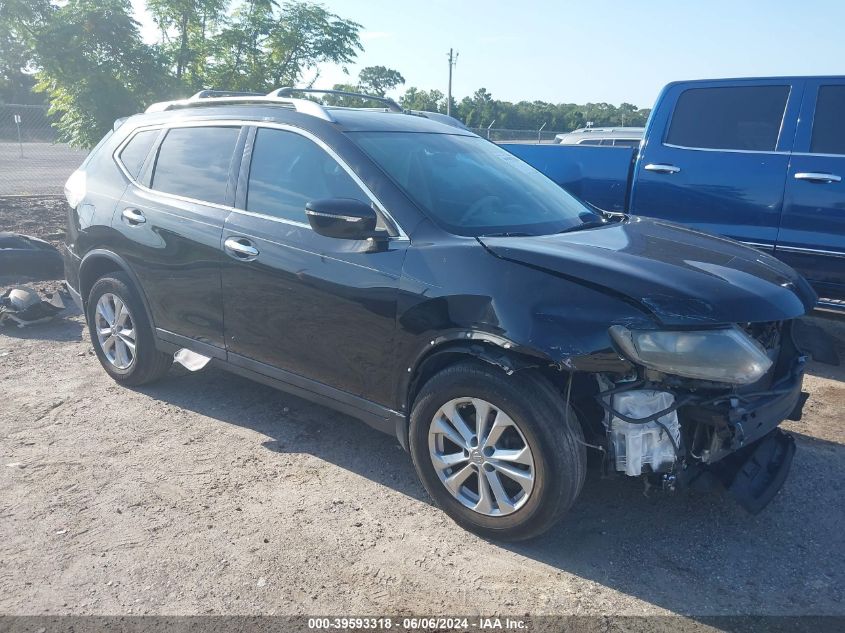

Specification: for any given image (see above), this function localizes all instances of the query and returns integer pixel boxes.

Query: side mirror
[306,198,381,240]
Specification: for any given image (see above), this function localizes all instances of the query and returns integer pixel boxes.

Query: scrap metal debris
[0,286,65,327]
[0,232,63,279]
[174,348,212,371]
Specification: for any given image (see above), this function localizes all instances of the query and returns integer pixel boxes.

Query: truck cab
[506,76,845,313]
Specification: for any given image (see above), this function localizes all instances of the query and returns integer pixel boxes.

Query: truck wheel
[86,272,172,386]
[409,361,586,541]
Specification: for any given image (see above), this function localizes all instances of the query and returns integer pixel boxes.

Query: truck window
[666,85,789,152]
[810,85,845,155]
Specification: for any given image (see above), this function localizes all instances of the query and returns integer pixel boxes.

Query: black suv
[64,89,818,540]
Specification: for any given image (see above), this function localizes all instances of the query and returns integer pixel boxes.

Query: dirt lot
[1,198,844,621]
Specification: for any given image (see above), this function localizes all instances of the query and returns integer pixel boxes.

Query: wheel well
[407,342,547,411]
[406,343,604,443]
[79,256,123,306]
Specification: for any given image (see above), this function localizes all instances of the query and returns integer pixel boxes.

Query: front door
[778,79,845,303]
[631,80,802,250]
[221,126,407,407]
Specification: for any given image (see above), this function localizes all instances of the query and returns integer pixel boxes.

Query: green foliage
[1,0,648,146]
[399,87,446,113]
[33,0,173,147]
[452,88,650,131]
[146,0,227,88]
[208,0,362,92]
[0,0,52,104]
[358,65,404,97]
[323,66,404,107]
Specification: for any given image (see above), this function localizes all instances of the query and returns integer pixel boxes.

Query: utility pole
[447,48,458,117]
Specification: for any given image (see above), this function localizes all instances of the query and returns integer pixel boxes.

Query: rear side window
[666,85,789,151]
[118,130,158,180]
[811,85,845,155]
[151,126,241,205]
[246,128,367,223]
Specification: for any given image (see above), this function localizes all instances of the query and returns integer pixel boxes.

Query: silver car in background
[555,126,644,147]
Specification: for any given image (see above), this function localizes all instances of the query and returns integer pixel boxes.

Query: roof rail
[190,90,265,99]
[269,87,403,113]
[144,93,334,121]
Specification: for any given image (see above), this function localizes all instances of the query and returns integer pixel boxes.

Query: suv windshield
[349,132,601,236]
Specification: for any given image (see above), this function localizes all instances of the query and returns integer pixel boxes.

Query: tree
[0,0,52,104]
[358,65,404,97]
[210,1,362,92]
[400,87,445,113]
[147,0,228,89]
[33,0,172,146]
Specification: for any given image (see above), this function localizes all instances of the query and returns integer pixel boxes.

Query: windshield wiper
[555,219,609,235]
[478,231,534,237]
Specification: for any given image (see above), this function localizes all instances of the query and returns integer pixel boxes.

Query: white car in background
[555,126,643,147]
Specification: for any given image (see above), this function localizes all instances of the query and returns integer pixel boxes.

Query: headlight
[608,325,772,384]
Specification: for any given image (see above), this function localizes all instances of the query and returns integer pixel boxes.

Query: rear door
[220,125,407,407]
[114,123,245,355]
[778,79,845,303]
[631,80,802,250]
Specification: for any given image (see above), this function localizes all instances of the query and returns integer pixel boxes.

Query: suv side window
[810,85,845,155]
[666,85,790,151]
[246,128,369,223]
[118,129,158,180]
[151,126,241,205]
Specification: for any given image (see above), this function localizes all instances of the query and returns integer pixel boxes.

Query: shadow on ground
[136,353,844,616]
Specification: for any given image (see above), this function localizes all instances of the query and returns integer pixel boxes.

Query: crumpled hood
[479,217,817,326]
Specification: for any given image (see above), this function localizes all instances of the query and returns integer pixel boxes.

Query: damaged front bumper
[596,321,811,513]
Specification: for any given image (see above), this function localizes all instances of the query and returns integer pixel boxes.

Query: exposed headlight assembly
[608,325,772,385]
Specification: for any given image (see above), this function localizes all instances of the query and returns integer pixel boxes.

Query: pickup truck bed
[502,144,634,214]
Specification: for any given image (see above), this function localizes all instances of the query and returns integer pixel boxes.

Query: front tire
[86,272,172,386]
[409,361,586,541]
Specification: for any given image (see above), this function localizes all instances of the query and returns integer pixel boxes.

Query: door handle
[644,163,681,174]
[794,172,842,183]
[121,208,146,225]
[224,237,259,260]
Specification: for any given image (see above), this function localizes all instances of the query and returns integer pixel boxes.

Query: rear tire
[409,361,586,541]
[86,272,172,386]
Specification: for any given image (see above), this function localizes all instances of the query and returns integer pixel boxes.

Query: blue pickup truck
[504,77,845,313]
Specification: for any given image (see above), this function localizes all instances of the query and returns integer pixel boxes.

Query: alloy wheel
[428,397,536,516]
[94,293,137,371]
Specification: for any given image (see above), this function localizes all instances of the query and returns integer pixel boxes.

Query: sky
[131,0,845,108]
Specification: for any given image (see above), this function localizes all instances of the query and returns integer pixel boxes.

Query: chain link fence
[468,127,564,144]
[0,104,89,197]
[0,106,564,197]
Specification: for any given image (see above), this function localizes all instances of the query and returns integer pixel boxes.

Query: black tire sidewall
[86,273,165,385]
[409,362,582,540]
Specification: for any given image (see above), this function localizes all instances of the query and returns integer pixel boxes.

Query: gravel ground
[1,197,844,621]
[0,293,843,619]
[0,195,66,245]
